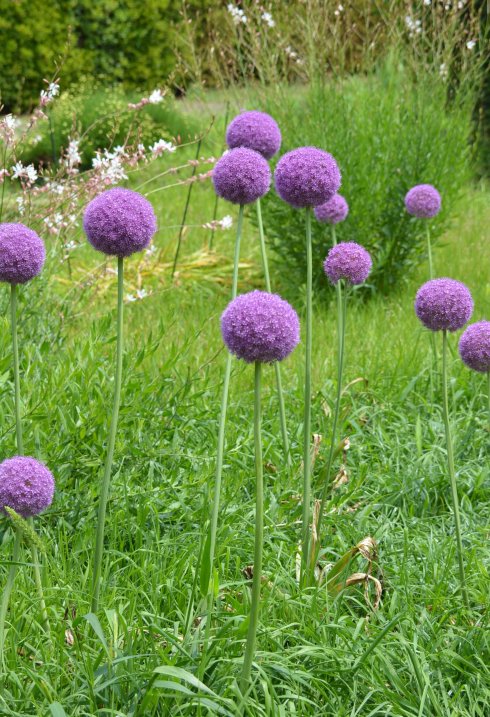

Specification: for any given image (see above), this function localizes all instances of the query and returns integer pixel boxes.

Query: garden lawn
[0,147,489,713]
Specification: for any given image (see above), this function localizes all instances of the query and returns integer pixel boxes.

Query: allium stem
[301,207,313,584]
[10,285,23,454]
[426,225,434,281]
[10,286,51,637]
[240,361,263,694]
[487,372,490,430]
[256,198,291,468]
[91,256,124,612]
[441,330,469,610]
[0,528,22,671]
[316,279,347,553]
[201,205,244,664]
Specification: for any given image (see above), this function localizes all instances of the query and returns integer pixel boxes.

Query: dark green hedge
[0,0,182,112]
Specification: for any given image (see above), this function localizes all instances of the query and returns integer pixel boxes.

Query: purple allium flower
[415,278,473,332]
[212,148,271,205]
[226,110,282,160]
[83,188,157,257]
[221,290,300,364]
[405,184,441,219]
[458,321,490,373]
[0,456,54,518]
[324,242,372,285]
[0,223,46,284]
[274,147,341,209]
[314,193,349,225]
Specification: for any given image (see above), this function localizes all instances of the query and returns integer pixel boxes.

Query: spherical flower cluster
[405,184,441,219]
[314,193,349,224]
[324,242,372,285]
[83,188,157,257]
[221,290,300,364]
[212,148,271,205]
[0,223,46,284]
[458,321,490,373]
[274,147,341,209]
[226,111,282,159]
[415,278,473,332]
[0,456,54,518]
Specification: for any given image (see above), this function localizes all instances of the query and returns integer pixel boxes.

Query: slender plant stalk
[0,529,22,670]
[240,362,263,694]
[200,205,244,668]
[316,279,347,550]
[91,256,124,612]
[256,198,291,468]
[171,138,202,278]
[11,285,51,635]
[441,330,470,610]
[426,224,434,281]
[301,207,313,583]
[48,112,57,167]
[487,371,490,429]
[209,101,230,250]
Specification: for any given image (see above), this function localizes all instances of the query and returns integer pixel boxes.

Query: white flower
[423,0,431,5]
[405,15,422,36]
[227,3,247,25]
[220,215,233,229]
[334,3,344,15]
[126,294,137,303]
[92,148,128,184]
[150,139,176,156]
[65,139,81,168]
[11,162,38,184]
[65,241,77,252]
[48,82,60,97]
[136,288,148,300]
[439,62,448,79]
[15,196,26,215]
[149,89,164,104]
[3,115,17,131]
[261,11,275,28]
[466,40,476,50]
[285,46,298,59]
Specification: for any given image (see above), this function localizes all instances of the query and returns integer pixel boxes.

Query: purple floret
[324,242,372,285]
[221,290,300,364]
[0,456,54,518]
[274,147,341,209]
[83,188,157,257]
[0,223,46,284]
[212,148,271,205]
[405,184,441,219]
[226,110,282,159]
[415,278,473,332]
[314,193,349,224]
[459,321,490,373]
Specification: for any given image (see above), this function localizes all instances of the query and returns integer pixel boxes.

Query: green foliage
[0,0,181,113]
[19,82,198,169]
[259,60,476,294]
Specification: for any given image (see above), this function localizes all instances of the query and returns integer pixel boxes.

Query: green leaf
[49,703,67,717]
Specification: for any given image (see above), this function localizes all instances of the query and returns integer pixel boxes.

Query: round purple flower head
[226,110,282,160]
[274,147,341,209]
[212,148,271,205]
[221,290,300,364]
[314,193,349,225]
[83,188,157,257]
[0,223,46,284]
[405,184,441,219]
[0,456,54,518]
[324,242,372,285]
[458,321,490,373]
[415,278,473,332]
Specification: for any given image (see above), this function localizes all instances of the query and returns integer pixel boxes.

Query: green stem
[487,372,490,430]
[256,198,291,468]
[301,207,313,584]
[11,285,23,454]
[240,362,263,694]
[200,205,244,670]
[91,256,124,613]
[441,330,469,610]
[0,529,22,671]
[332,225,338,247]
[316,282,347,548]
[426,224,434,281]
[29,522,50,636]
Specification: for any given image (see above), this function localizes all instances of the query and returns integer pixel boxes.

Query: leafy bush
[0,0,181,113]
[19,83,198,169]
[259,60,476,294]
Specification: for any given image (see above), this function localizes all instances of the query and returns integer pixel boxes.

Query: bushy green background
[0,0,185,112]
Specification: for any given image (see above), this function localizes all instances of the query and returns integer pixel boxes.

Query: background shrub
[258,59,476,295]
